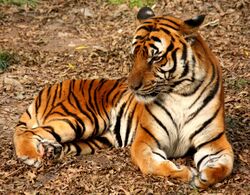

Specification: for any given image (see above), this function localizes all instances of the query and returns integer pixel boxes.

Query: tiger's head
[128,7,206,103]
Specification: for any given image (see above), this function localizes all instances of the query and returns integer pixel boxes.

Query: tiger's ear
[137,7,155,23]
[184,15,206,28]
[181,15,206,44]
[181,15,206,34]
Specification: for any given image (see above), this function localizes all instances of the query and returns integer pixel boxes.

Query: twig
[201,19,220,28]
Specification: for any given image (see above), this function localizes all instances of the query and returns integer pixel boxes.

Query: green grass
[0,0,37,6]
[226,78,249,90]
[108,0,155,7]
[0,51,13,72]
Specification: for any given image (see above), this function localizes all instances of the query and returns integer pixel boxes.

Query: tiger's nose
[128,75,143,91]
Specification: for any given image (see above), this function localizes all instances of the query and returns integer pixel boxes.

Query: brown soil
[0,0,249,194]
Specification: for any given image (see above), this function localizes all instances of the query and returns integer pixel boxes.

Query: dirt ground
[0,0,249,194]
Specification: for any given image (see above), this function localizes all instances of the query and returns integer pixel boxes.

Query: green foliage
[0,51,12,72]
[0,0,37,6]
[108,0,155,7]
[226,78,249,90]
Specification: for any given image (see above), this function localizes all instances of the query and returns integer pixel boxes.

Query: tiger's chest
[146,94,203,157]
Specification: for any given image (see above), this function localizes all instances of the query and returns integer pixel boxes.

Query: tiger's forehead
[132,16,183,44]
[132,16,183,55]
[136,16,183,33]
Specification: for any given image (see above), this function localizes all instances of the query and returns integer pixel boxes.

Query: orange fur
[14,8,233,189]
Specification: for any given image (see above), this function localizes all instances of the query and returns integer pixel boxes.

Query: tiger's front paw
[39,139,63,159]
[15,137,63,167]
[190,167,222,189]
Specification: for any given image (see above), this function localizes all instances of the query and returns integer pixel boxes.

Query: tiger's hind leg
[14,118,114,167]
[191,134,234,189]
[14,117,83,167]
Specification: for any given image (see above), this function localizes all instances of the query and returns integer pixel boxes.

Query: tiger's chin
[133,93,158,104]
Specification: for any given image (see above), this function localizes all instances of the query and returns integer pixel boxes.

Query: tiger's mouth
[133,91,159,103]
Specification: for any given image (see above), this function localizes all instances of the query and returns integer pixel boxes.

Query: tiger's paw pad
[38,140,63,159]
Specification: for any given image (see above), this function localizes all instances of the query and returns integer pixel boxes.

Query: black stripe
[145,105,169,137]
[114,103,126,147]
[79,80,84,92]
[51,84,58,107]
[95,136,113,147]
[160,27,170,35]
[180,43,189,78]
[60,103,85,139]
[196,149,224,170]
[26,109,32,118]
[16,121,27,127]
[152,151,166,160]
[189,63,216,109]
[25,130,43,140]
[196,132,224,150]
[140,125,161,149]
[170,78,192,88]
[43,85,61,122]
[203,78,220,107]
[43,126,61,142]
[189,106,221,141]
[97,79,110,127]
[41,86,54,119]
[181,42,187,61]
[186,64,219,123]
[181,79,204,97]
[64,143,71,154]
[111,90,121,106]
[70,91,93,125]
[151,36,161,42]
[156,17,180,27]
[60,118,79,139]
[58,82,63,99]
[135,35,144,40]
[124,94,134,116]
[169,48,178,75]
[180,61,189,78]
[80,80,86,93]
[149,43,159,53]
[35,90,43,112]
[94,80,107,129]
[87,80,97,114]
[137,25,153,32]
[70,79,76,92]
[102,91,110,121]
[154,100,178,130]
[188,79,220,123]
[105,80,120,104]
[85,103,99,137]
[85,142,95,154]
[159,23,178,31]
[49,111,67,117]
[75,120,85,138]
[124,103,138,146]
[111,88,127,106]
[90,140,101,149]
[72,143,82,155]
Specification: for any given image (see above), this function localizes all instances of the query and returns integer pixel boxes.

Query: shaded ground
[0,0,249,194]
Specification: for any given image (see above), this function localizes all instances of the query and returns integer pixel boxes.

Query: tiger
[14,7,234,189]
